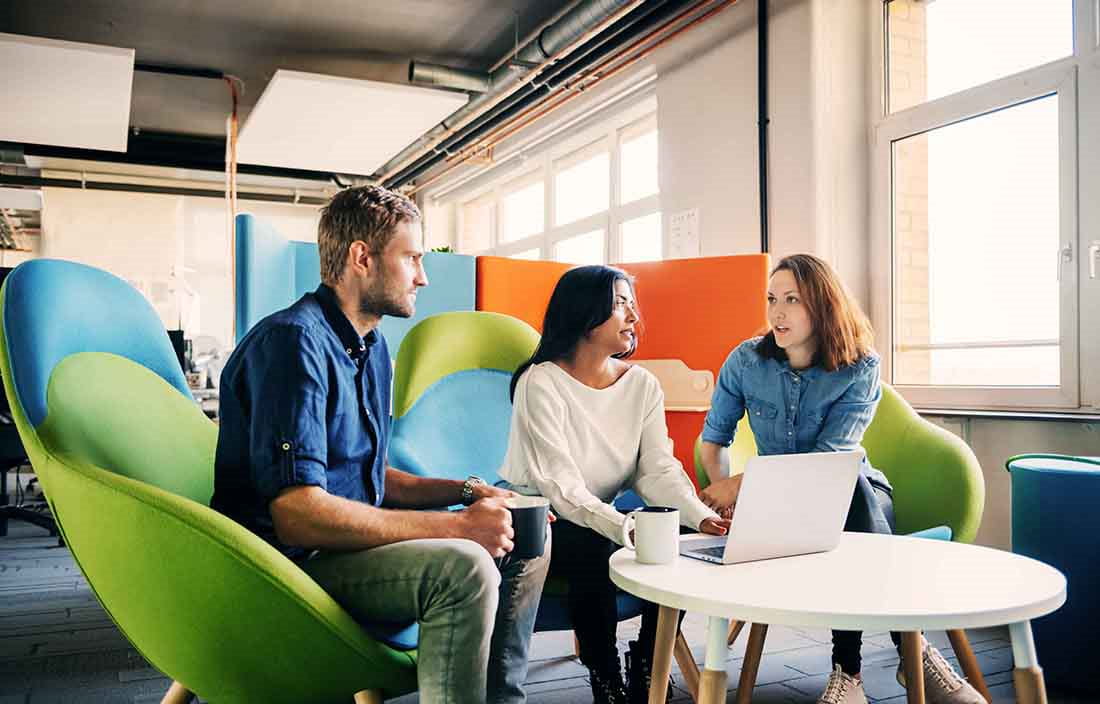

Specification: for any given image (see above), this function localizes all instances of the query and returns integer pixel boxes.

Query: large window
[873,0,1099,410]
[443,106,661,265]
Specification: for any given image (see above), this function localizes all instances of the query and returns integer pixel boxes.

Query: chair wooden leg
[574,633,581,659]
[727,619,746,647]
[1012,666,1048,704]
[160,681,194,704]
[353,691,383,704]
[946,629,992,702]
[673,631,700,699]
[734,623,768,704]
[901,631,926,704]
[650,606,679,704]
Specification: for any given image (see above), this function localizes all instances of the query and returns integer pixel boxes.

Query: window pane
[620,129,658,203]
[510,248,541,260]
[892,96,1060,387]
[554,229,605,265]
[887,1,1073,113]
[555,151,609,225]
[459,194,493,252]
[500,180,544,243]
[620,212,662,262]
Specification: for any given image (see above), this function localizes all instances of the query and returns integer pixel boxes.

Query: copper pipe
[376,0,649,184]
[409,0,736,196]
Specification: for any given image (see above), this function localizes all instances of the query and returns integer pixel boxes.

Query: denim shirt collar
[313,284,377,360]
[772,356,825,381]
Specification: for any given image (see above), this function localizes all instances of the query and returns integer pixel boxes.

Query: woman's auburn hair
[756,253,875,372]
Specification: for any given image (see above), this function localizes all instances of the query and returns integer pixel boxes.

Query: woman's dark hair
[756,253,874,371]
[510,265,638,400]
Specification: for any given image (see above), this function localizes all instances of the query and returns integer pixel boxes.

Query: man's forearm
[381,467,465,509]
[270,485,464,551]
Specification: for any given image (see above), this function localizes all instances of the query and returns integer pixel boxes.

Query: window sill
[915,407,1100,423]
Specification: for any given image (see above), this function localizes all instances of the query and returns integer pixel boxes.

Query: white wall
[39,185,320,350]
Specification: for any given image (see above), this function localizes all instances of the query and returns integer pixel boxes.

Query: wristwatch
[461,475,486,505]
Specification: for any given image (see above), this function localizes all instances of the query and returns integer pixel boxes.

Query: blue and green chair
[388,311,651,635]
[0,259,416,704]
[693,383,990,699]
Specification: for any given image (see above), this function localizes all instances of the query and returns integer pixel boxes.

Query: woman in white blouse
[499,265,729,704]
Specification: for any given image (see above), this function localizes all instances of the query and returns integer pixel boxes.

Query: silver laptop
[681,450,863,565]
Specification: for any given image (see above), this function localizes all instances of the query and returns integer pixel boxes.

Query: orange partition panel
[620,255,770,484]
[476,253,770,489]
[476,256,572,332]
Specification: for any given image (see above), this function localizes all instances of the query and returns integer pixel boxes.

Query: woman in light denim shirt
[697,255,982,704]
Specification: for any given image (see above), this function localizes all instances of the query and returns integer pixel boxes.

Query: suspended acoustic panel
[238,69,468,176]
[0,33,134,151]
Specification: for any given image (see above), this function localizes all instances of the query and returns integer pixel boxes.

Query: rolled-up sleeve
[513,370,630,544]
[243,325,329,501]
[702,344,747,446]
[813,356,882,453]
[634,380,718,530]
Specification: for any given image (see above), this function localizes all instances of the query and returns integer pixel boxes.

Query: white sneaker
[897,641,985,704]
[818,664,868,704]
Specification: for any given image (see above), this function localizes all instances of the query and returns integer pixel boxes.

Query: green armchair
[0,260,416,704]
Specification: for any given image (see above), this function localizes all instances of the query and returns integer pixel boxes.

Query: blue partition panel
[235,214,295,343]
[290,241,321,299]
[379,252,475,357]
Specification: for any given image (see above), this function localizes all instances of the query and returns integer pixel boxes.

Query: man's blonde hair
[317,185,421,285]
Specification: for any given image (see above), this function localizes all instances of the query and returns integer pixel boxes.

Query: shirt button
[787,431,793,436]
[281,442,291,451]
[346,347,354,355]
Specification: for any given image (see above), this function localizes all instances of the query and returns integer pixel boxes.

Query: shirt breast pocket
[745,397,779,446]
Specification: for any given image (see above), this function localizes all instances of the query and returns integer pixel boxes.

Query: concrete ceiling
[1,0,575,137]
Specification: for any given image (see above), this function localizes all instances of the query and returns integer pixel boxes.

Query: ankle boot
[589,662,628,704]
[625,639,674,704]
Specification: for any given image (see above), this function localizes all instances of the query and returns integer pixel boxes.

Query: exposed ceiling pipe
[408,62,490,93]
[400,0,734,192]
[373,0,645,183]
[0,174,329,206]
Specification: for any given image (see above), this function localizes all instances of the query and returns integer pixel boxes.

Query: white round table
[610,532,1066,704]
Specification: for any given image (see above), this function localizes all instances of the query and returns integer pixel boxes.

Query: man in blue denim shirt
[213,186,549,704]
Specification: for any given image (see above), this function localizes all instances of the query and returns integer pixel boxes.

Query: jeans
[301,535,550,704]
[832,474,901,675]
[548,518,672,674]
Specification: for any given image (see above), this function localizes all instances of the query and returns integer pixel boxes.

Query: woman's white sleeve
[632,379,718,530]
[514,371,629,543]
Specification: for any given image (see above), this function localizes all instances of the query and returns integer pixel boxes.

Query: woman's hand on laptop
[700,475,744,520]
[699,516,731,536]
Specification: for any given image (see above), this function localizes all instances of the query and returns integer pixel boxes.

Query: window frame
[870,0,1098,412]
[438,100,661,266]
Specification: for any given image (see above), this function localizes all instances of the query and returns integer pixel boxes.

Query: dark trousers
[832,474,902,675]
[549,517,672,673]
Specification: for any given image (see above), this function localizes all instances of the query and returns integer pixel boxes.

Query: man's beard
[360,278,414,319]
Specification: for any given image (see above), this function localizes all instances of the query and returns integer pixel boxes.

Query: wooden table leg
[735,623,768,704]
[946,629,992,703]
[697,616,730,704]
[900,631,925,704]
[650,606,679,704]
[1009,621,1048,704]
[353,692,382,704]
[673,631,701,699]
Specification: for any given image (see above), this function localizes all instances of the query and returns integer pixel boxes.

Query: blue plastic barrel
[1006,454,1100,693]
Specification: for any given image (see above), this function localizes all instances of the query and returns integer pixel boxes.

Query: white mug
[621,506,680,564]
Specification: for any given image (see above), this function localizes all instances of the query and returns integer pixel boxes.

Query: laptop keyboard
[695,546,727,558]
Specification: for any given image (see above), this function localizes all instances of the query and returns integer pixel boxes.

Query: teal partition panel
[235,213,475,354]
[379,252,476,357]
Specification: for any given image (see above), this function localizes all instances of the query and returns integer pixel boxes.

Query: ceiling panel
[238,69,468,175]
[0,33,134,151]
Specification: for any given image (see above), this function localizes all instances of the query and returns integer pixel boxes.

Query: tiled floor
[1,519,1093,704]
